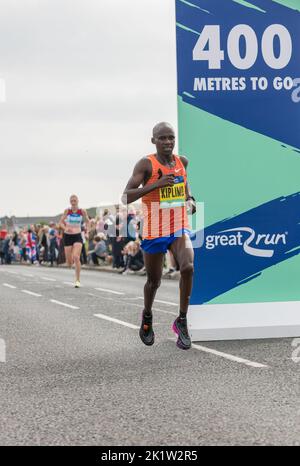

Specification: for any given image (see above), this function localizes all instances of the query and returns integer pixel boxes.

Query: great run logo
[205,227,287,258]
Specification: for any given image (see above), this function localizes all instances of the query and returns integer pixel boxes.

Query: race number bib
[159,176,186,209]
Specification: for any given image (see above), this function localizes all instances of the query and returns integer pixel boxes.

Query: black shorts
[63,233,83,247]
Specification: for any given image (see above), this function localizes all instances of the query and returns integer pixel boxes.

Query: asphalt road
[0,264,299,446]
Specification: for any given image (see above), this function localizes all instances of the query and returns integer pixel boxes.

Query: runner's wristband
[186,195,196,202]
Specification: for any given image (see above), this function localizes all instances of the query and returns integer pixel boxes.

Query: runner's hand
[186,198,196,215]
[155,174,175,188]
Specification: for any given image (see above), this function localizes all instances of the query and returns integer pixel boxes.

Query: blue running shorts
[141,229,192,254]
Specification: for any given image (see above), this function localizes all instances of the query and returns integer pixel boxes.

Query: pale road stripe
[7,271,17,275]
[63,281,74,286]
[22,273,34,277]
[94,287,125,295]
[152,307,177,316]
[41,277,56,282]
[155,299,177,307]
[138,297,177,307]
[50,299,79,310]
[21,290,42,297]
[2,283,16,289]
[187,341,267,368]
[94,313,139,329]
[88,293,177,316]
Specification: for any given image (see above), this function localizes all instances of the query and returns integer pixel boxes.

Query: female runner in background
[59,194,90,288]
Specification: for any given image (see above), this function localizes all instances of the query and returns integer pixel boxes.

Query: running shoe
[75,280,81,288]
[139,312,155,346]
[172,317,191,350]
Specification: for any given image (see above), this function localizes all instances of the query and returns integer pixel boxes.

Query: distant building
[0,207,99,232]
[0,204,140,232]
[96,202,142,217]
[0,215,61,231]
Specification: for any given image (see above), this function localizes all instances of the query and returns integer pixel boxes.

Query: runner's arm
[82,209,90,230]
[180,156,196,214]
[122,158,155,204]
[122,158,174,204]
[58,209,68,230]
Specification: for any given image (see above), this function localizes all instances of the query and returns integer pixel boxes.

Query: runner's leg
[64,245,73,267]
[169,233,194,349]
[143,251,164,315]
[72,242,83,282]
[169,234,194,316]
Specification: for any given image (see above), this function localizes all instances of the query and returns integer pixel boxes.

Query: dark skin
[122,123,195,317]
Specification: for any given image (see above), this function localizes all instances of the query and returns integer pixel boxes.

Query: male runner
[59,194,89,288]
[122,122,196,350]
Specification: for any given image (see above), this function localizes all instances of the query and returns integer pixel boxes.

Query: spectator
[57,227,66,265]
[39,226,49,264]
[3,234,13,264]
[111,235,125,269]
[90,234,107,265]
[123,207,138,244]
[81,226,88,265]
[120,240,144,275]
[49,228,58,266]
[87,219,97,257]
[12,231,19,262]
[19,232,27,263]
[26,227,38,264]
[0,237,5,264]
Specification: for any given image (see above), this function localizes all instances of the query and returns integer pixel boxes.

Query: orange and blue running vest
[141,154,190,240]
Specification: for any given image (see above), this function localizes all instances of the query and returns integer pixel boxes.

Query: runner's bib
[65,209,83,227]
[159,176,186,209]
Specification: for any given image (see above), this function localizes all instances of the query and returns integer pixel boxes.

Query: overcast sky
[0,0,178,217]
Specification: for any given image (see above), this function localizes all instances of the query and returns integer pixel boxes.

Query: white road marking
[63,281,74,286]
[2,283,17,289]
[94,287,125,295]
[152,307,177,316]
[21,290,42,297]
[89,293,177,316]
[138,297,177,307]
[94,313,139,329]
[41,277,56,282]
[169,339,267,368]
[7,271,17,275]
[22,273,34,277]
[50,299,79,310]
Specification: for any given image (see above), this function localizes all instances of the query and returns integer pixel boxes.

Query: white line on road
[41,277,56,282]
[50,299,79,310]
[89,293,177,316]
[63,282,74,286]
[138,297,177,306]
[94,287,125,295]
[152,307,177,316]
[21,290,42,297]
[7,271,17,275]
[2,283,16,289]
[94,313,139,329]
[171,340,267,368]
[22,273,34,277]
